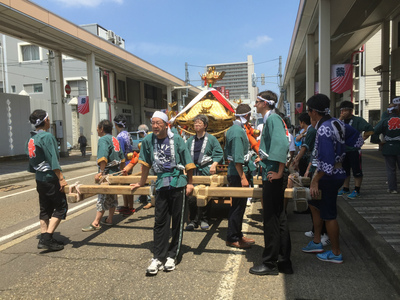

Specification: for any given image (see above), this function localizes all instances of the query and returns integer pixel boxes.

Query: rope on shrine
[69,181,83,201]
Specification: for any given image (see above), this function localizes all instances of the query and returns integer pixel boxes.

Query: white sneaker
[321,234,331,246]
[247,198,252,206]
[164,257,176,272]
[304,231,314,238]
[146,258,163,275]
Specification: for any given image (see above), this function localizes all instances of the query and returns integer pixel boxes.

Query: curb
[337,196,400,294]
[0,161,95,187]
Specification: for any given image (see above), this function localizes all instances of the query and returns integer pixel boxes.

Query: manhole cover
[0,185,29,192]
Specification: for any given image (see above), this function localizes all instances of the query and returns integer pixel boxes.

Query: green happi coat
[373,113,400,156]
[186,132,224,176]
[25,130,61,182]
[258,111,289,181]
[302,125,317,163]
[139,130,196,190]
[225,121,251,176]
[97,134,125,174]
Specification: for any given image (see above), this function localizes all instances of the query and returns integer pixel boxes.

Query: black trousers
[153,187,185,260]
[226,175,248,242]
[80,146,86,156]
[36,179,68,220]
[187,196,210,225]
[262,178,291,267]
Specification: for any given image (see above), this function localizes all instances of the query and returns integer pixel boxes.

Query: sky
[31,0,300,95]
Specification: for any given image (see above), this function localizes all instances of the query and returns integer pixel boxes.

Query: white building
[0,21,198,156]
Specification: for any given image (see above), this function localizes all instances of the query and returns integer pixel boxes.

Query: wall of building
[364,30,382,126]
[0,34,92,147]
[0,93,31,156]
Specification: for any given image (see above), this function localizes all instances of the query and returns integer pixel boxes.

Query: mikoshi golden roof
[173,90,236,142]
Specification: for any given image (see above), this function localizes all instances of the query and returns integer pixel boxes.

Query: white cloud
[52,0,123,7]
[244,35,272,48]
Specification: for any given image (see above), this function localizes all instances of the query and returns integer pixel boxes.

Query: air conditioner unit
[107,30,115,42]
[115,35,122,45]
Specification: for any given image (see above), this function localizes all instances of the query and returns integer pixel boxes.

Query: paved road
[0,146,399,299]
[0,167,398,299]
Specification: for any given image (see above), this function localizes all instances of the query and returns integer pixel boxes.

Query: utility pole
[182,62,190,110]
[279,56,283,93]
[48,50,68,157]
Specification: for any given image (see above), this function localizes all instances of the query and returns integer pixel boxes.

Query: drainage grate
[0,185,29,192]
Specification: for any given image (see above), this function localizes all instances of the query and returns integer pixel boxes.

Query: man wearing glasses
[130,111,195,276]
[185,114,224,231]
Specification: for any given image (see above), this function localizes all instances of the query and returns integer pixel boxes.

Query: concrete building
[0,32,90,150]
[0,0,200,158]
[207,55,257,105]
[281,0,400,126]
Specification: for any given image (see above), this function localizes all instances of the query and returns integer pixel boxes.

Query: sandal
[100,217,113,226]
[82,224,101,232]
[143,203,153,209]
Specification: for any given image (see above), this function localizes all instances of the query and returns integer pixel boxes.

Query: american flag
[78,96,89,115]
[331,64,353,94]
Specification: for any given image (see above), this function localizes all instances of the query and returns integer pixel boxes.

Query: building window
[118,80,126,102]
[11,85,16,93]
[0,82,3,93]
[23,83,43,93]
[144,84,159,108]
[20,44,40,61]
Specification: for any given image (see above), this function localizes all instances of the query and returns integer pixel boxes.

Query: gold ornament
[200,67,226,87]
[126,152,133,160]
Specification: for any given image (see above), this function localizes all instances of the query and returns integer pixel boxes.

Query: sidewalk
[0,150,95,186]
[337,147,400,290]
[0,144,399,292]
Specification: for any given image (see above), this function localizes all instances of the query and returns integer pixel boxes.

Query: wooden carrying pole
[64,184,320,205]
[105,175,266,186]
[106,174,310,186]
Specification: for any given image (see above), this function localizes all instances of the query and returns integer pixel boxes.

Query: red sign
[225,89,229,99]
[65,84,71,95]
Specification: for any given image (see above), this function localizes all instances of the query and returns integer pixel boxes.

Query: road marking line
[0,198,97,246]
[0,172,97,200]
[214,204,252,300]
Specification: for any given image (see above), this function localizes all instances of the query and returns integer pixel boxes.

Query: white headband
[257,96,275,107]
[235,110,251,124]
[151,111,168,123]
[393,97,400,105]
[33,113,48,127]
[387,106,396,113]
[308,106,331,115]
[234,110,252,117]
[114,120,126,128]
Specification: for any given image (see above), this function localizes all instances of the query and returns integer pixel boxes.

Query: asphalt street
[0,158,399,299]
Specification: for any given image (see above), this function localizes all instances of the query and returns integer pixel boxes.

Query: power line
[186,64,206,68]
[252,58,280,65]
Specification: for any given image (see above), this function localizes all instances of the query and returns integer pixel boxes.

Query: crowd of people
[25,91,400,276]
